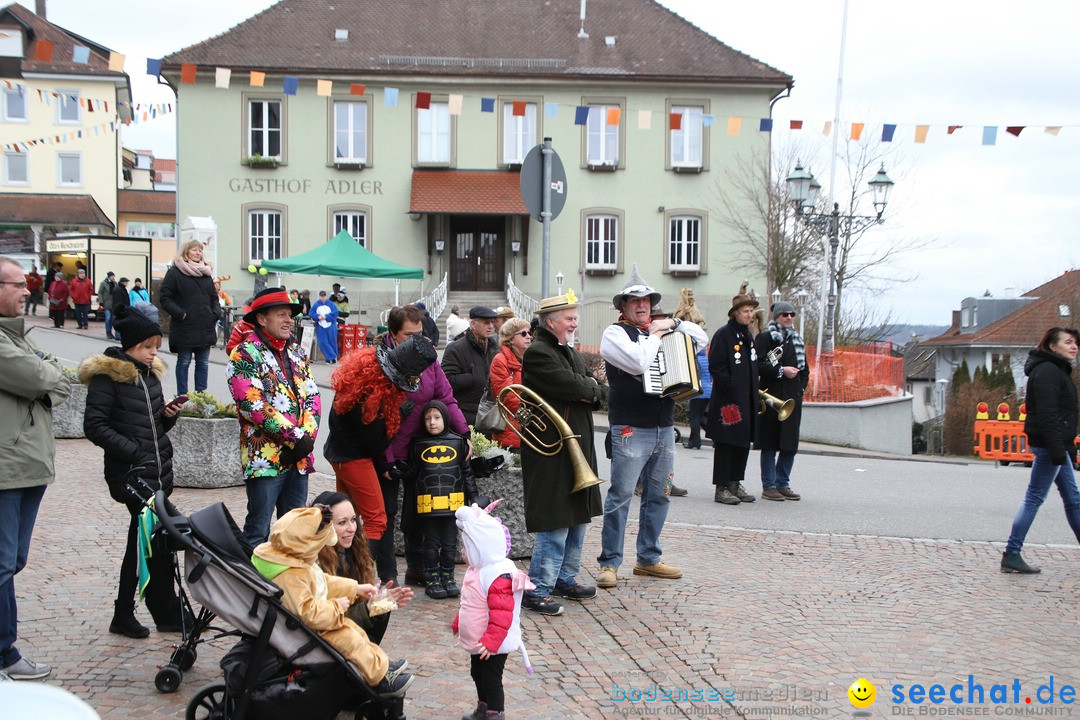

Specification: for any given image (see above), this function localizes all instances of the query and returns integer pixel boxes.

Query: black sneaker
[374,671,414,698]
[522,593,564,616]
[551,581,597,600]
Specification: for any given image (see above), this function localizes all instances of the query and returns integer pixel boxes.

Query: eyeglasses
[779,312,796,317]
[0,281,28,289]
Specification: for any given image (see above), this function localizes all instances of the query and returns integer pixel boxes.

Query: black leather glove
[399,399,415,420]
[291,434,315,460]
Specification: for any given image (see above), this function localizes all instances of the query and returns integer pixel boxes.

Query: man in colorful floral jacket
[228,288,322,546]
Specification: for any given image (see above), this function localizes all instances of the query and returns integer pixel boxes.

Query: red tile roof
[921,270,1080,349]
[0,4,125,78]
[410,170,528,215]
[161,0,790,86]
[118,189,176,216]
[0,192,113,228]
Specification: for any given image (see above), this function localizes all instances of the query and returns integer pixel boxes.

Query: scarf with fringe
[767,319,807,370]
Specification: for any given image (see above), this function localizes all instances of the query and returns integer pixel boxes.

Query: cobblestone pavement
[12,437,1080,719]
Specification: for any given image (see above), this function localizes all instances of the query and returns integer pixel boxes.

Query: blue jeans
[242,468,309,547]
[175,346,211,395]
[74,304,89,328]
[528,523,587,596]
[104,308,114,338]
[1006,447,1080,554]
[760,450,797,490]
[0,484,47,667]
[597,425,674,570]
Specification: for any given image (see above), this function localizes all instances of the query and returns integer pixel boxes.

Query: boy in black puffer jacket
[405,400,480,599]
[80,305,184,638]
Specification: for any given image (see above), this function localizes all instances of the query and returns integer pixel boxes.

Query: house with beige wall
[0,2,131,276]
[162,0,790,329]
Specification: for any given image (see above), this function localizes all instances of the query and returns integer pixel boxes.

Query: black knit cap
[115,306,162,349]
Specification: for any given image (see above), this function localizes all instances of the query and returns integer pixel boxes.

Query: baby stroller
[150,490,408,720]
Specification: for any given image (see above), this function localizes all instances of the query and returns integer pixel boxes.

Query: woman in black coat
[159,240,220,395]
[80,307,183,638]
[707,294,760,505]
[1001,326,1080,574]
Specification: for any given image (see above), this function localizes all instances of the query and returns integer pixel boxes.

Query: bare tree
[720,143,823,298]
[828,141,940,341]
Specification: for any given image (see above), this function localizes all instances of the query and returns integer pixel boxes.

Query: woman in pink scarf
[159,240,220,394]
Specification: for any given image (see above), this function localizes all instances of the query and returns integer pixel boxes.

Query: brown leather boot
[714,484,740,505]
[733,482,756,502]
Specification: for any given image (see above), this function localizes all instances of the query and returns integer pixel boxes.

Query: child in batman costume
[405,400,480,599]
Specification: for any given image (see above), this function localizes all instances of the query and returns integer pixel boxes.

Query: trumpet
[496,384,603,494]
[759,390,794,421]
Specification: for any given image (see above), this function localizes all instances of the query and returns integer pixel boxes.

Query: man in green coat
[520,291,607,616]
[0,256,71,681]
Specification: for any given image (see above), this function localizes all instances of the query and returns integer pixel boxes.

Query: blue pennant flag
[881,124,897,142]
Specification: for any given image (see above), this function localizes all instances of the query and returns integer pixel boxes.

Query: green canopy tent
[261,229,424,305]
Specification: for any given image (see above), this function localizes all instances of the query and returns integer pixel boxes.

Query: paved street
[11,318,1080,719]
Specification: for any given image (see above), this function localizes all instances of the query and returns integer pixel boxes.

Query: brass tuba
[496,384,604,493]
[758,390,794,421]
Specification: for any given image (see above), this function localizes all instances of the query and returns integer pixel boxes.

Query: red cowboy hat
[243,287,301,323]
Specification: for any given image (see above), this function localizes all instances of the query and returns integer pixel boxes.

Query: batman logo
[421,445,457,464]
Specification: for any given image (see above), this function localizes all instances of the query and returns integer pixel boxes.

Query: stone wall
[171,416,245,488]
[801,395,913,455]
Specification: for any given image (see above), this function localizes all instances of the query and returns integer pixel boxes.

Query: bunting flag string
[0,101,176,152]
[2,69,1076,154]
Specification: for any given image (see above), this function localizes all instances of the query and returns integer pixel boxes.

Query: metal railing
[507,273,539,319]
[380,272,448,324]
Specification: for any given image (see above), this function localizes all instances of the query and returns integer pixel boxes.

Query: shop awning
[409,170,528,215]
[0,193,114,229]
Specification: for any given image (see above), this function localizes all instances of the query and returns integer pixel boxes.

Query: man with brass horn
[518,290,607,616]
[754,300,809,501]
[596,267,707,589]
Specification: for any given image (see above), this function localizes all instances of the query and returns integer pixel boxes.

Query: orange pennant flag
[350,83,366,96]
[512,101,527,117]
[726,116,742,136]
[669,112,683,131]
[180,63,197,84]
[914,125,930,143]
[250,71,265,87]
[34,40,54,62]
[790,120,804,130]
[606,107,621,126]
[850,122,865,141]
[947,125,963,135]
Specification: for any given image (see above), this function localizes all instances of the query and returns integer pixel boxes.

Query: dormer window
[1061,303,1072,317]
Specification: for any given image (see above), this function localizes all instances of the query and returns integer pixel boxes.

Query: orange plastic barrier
[973,419,1031,464]
[804,343,905,403]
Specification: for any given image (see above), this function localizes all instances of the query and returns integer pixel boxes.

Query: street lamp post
[785,162,894,354]
[795,289,809,336]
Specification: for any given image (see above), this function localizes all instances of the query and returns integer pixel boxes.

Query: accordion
[643,331,702,400]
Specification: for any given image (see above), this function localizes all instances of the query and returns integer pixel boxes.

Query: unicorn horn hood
[456,501,511,570]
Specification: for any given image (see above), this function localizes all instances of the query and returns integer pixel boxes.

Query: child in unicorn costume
[452,501,534,720]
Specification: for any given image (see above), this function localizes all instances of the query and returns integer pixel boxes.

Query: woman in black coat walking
[707,293,760,505]
[159,240,220,395]
[1001,326,1080,574]
[80,306,184,637]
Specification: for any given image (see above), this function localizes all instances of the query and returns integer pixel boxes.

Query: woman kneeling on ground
[313,491,413,644]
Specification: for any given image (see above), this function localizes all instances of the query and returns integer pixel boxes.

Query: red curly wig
[331,347,407,436]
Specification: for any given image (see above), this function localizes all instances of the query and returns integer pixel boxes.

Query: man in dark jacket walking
[441,306,499,426]
[520,292,607,616]
[111,278,131,343]
[754,300,809,502]
[97,271,117,339]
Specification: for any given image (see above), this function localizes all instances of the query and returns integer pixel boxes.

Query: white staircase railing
[380,272,447,324]
[507,273,539,319]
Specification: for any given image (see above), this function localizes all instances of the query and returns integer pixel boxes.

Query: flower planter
[171,416,245,488]
[53,383,88,439]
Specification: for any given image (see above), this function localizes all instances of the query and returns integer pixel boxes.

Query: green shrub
[178,390,236,419]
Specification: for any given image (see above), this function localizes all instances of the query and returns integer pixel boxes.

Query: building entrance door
[450,216,504,291]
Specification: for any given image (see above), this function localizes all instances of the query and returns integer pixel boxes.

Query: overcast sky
[16,0,1080,324]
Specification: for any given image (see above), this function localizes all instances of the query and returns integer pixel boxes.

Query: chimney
[35,0,46,18]
[952,310,961,328]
